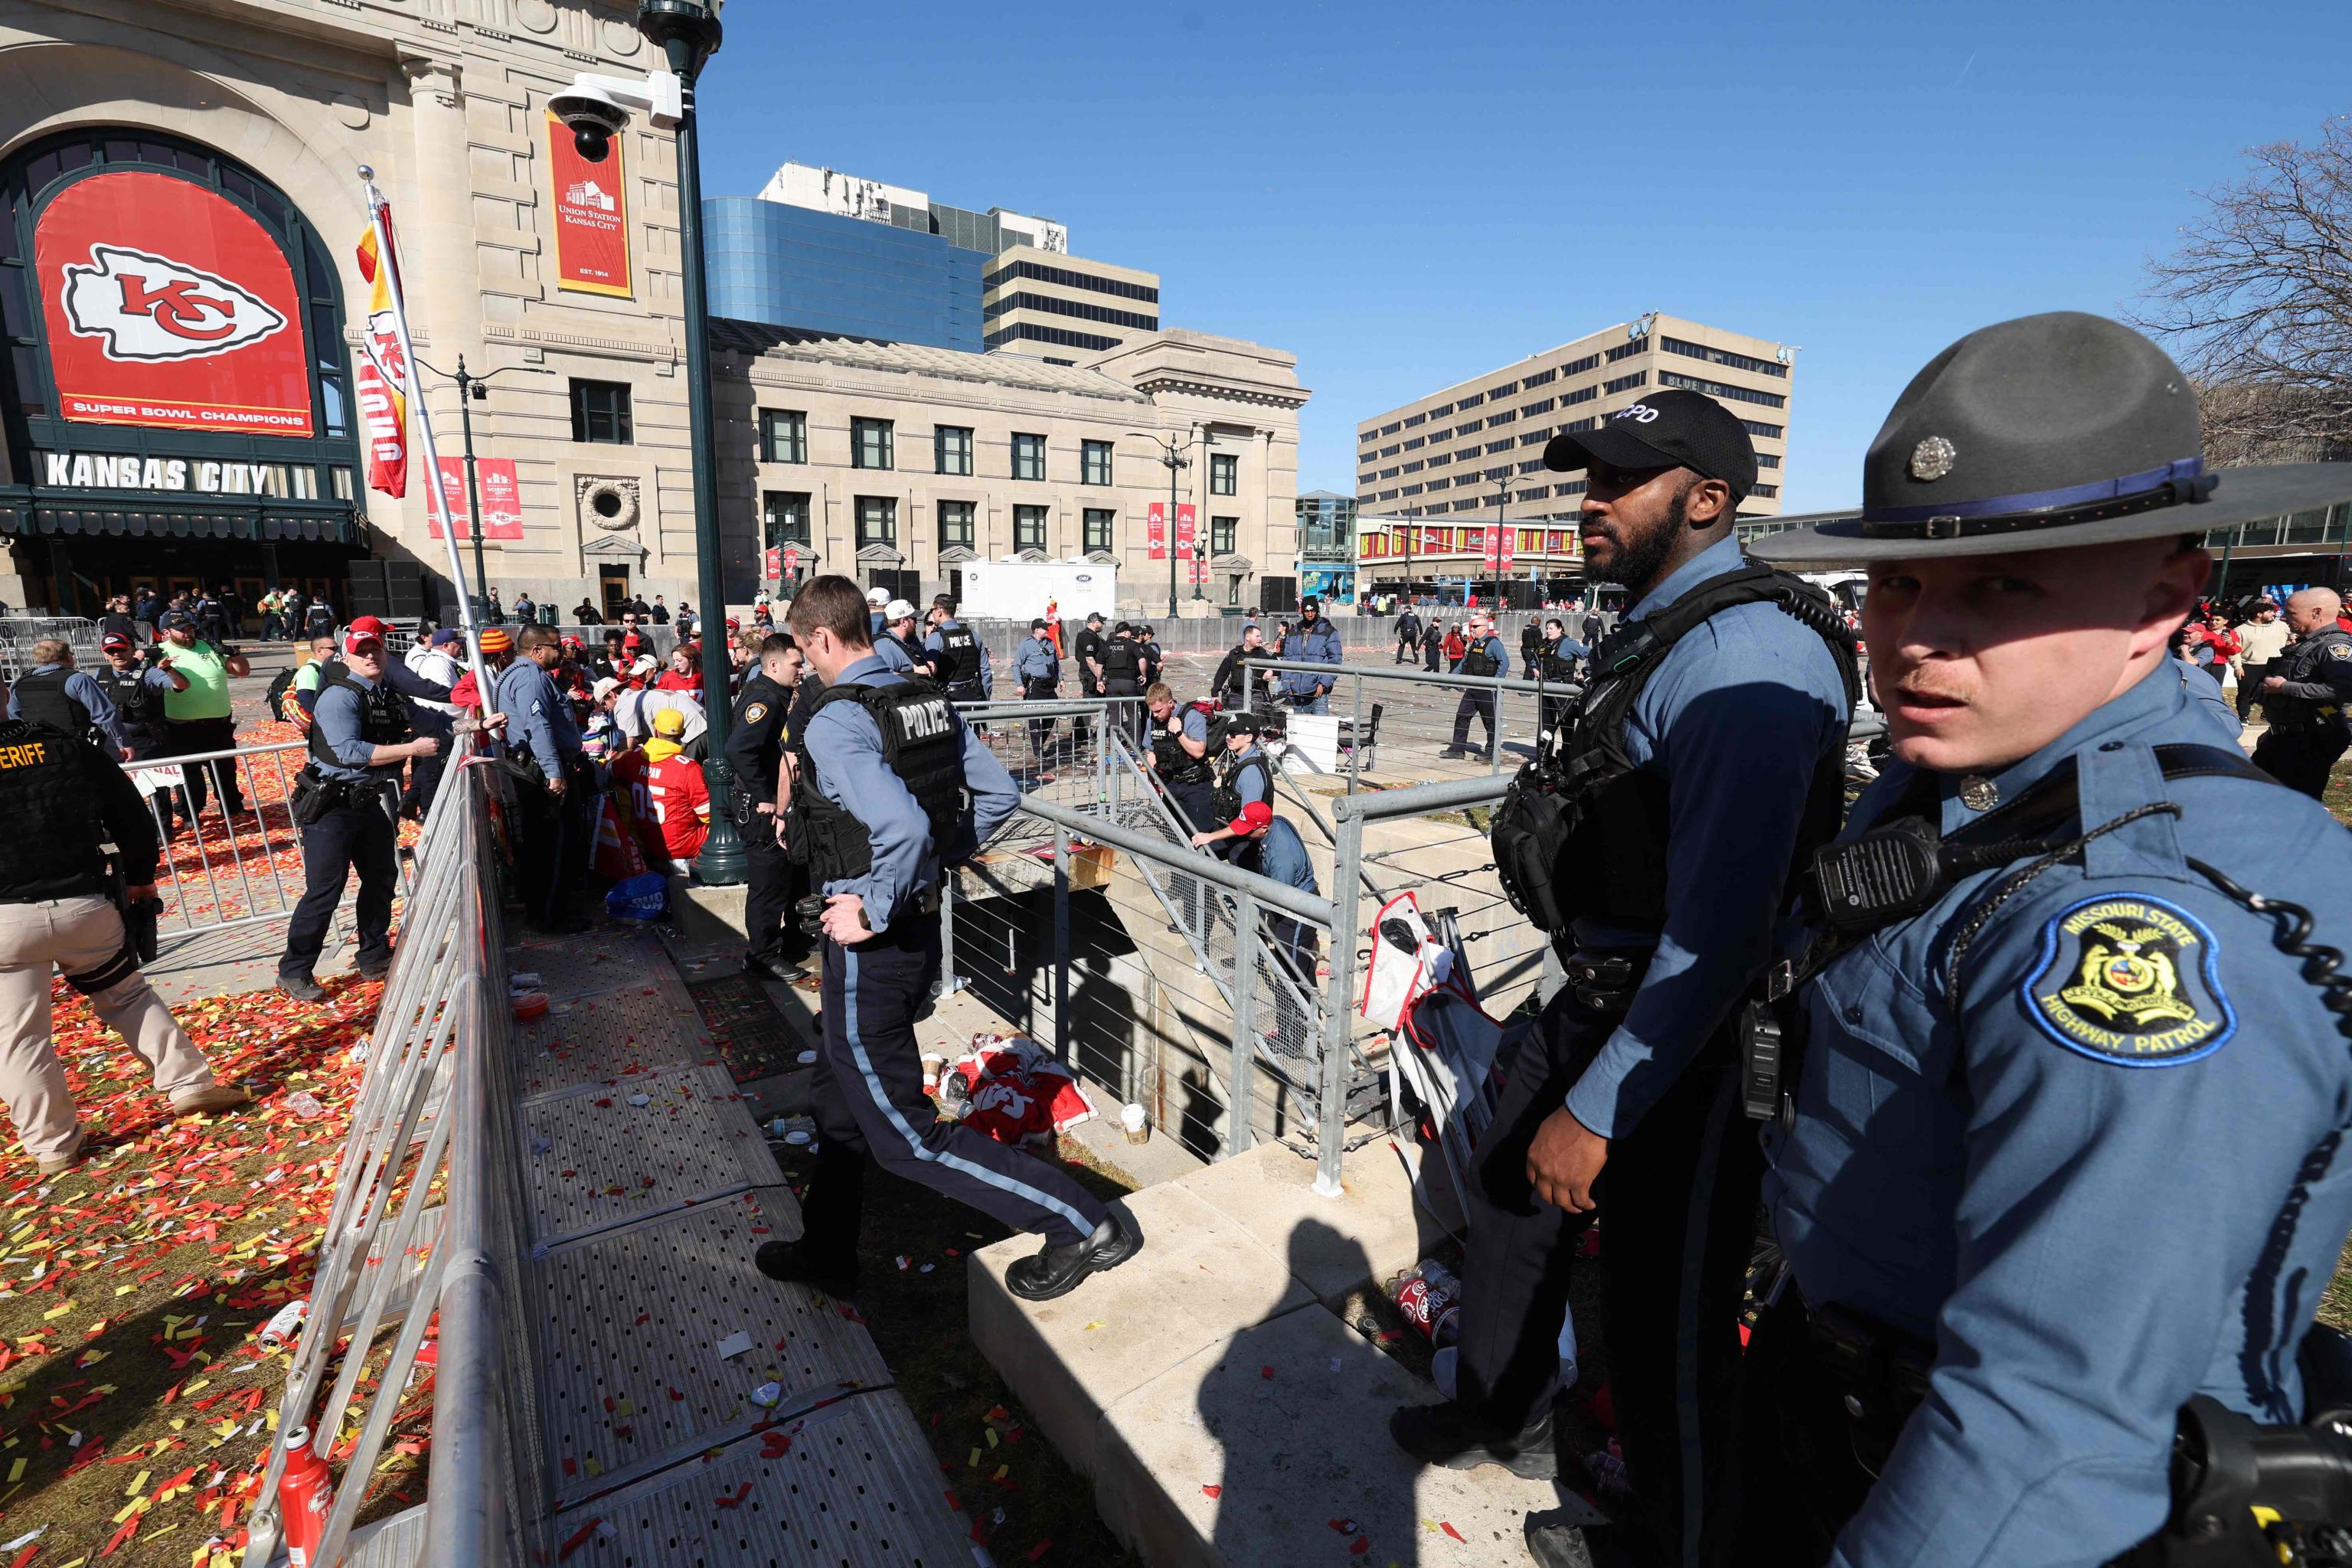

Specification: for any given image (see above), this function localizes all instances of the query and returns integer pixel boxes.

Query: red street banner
[37,172,314,435]
[547,111,632,298]
[1501,527,1516,571]
[782,546,799,574]
[1176,503,1201,583]
[763,545,782,580]
[1481,525,1502,570]
[431,457,522,540]
[1146,501,1167,560]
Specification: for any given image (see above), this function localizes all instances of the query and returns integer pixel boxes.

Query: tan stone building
[0,1,1302,622]
[1353,312,1795,588]
[982,244,1161,361]
[714,322,1306,614]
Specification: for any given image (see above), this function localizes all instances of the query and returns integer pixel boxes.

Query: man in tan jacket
[2232,596,2292,723]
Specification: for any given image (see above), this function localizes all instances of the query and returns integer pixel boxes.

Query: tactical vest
[2273,629,2352,737]
[1459,641,1501,678]
[88,662,161,747]
[1099,639,1142,684]
[11,668,91,740]
[1211,748,1272,824]
[1152,703,1217,786]
[1492,563,1860,936]
[935,623,982,691]
[1537,642,1580,683]
[305,671,413,773]
[789,680,969,886]
[0,720,107,901]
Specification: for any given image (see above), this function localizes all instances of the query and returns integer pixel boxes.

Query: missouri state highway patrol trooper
[756,577,1138,1303]
[1740,312,2352,1566]
[1012,618,1063,775]
[497,625,588,932]
[1441,614,1511,762]
[2251,586,2352,798]
[726,632,809,981]
[1410,387,1858,1568]
[922,596,992,703]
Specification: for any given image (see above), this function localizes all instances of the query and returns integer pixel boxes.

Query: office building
[742,161,1162,364]
[1295,491,1357,603]
[1353,314,1795,588]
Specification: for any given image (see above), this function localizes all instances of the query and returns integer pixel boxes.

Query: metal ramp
[507,927,978,1564]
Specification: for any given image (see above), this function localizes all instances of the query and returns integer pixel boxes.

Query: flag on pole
[353,224,410,498]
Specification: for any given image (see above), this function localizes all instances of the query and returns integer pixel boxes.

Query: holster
[290,767,346,827]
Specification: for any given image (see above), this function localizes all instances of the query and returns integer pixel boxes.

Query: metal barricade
[0,615,101,681]
[240,743,522,1568]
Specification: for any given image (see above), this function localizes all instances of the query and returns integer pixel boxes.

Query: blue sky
[695,0,2352,514]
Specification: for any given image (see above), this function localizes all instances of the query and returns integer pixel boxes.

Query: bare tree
[2132,116,2352,464]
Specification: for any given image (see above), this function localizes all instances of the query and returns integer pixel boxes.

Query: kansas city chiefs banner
[35,172,312,434]
[353,223,410,498]
[1146,500,1167,560]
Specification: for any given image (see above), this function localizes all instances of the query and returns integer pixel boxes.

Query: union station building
[0,0,1307,621]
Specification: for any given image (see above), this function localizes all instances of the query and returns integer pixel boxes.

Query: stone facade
[0,0,1306,619]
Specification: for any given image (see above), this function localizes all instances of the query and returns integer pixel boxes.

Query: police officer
[1190,712,1275,860]
[728,633,810,981]
[2252,586,2352,797]
[498,625,588,932]
[1211,623,1275,712]
[1276,596,1343,714]
[276,626,438,1001]
[1145,681,1218,834]
[0,715,247,1172]
[1533,617,1588,745]
[874,599,922,673]
[8,637,129,757]
[87,629,186,764]
[1440,614,1510,761]
[756,576,1136,1302]
[1012,618,1062,775]
[1093,622,1148,744]
[1401,388,1855,1568]
[1395,603,1423,665]
[1738,312,2352,1565]
[921,597,992,704]
[866,585,890,640]
[1073,612,1107,698]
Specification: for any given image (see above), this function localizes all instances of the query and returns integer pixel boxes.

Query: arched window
[0,128,358,506]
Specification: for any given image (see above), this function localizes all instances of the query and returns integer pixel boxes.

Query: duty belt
[1562,947,1648,1014]
[1792,1292,1936,1476]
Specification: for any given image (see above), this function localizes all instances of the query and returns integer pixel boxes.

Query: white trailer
[957,559,1119,621]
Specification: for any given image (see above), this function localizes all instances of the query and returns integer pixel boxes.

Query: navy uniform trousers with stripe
[1449,981,1759,1568]
[796,913,1107,1270]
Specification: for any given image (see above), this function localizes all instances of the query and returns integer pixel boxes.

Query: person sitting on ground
[609,705,709,871]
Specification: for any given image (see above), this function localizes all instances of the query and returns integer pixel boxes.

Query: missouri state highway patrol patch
[2021,893,2236,1067]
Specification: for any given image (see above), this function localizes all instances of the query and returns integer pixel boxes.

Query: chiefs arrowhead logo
[59,243,288,362]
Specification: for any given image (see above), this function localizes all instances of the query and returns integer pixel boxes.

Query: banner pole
[358,166,493,714]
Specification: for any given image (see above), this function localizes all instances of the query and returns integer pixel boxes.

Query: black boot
[743,949,794,984]
[1524,1510,1599,1568]
[753,1240,858,1299]
[1388,1400,1558,1480]
[1004,1214,1140,1302]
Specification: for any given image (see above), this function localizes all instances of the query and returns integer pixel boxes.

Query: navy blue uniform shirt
[1766,663,2352,1566]
[1563,534,1851,1137]
[802,655,1020,932]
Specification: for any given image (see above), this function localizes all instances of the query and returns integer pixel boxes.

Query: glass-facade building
[703,198,985,352]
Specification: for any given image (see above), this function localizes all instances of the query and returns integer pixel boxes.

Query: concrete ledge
[666,875,748,949]
[1092,1302,1581,1568]
[1179,1138,1448,1312]
[968,1183,1313,1479]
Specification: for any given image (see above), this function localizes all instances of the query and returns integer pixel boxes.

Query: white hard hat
[884,598,916,621]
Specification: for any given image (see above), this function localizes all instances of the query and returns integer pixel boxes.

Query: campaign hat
[1544,387,1758,498]
[1753,311,2352,564]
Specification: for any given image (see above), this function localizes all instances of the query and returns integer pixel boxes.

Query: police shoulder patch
[744,702,768,724]
[2331,643,2351,660]
[2020,893,2235,1067]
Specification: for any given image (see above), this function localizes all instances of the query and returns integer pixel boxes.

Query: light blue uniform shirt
[495,658,579,779]
[1276,620,1343,697]
[1563,534,1851,1138]
[803,654,1021,933]
[2174,653,2242,741]
[8,662,125,753]
[1766,662,2352,1566]
[1011,638,1060,687]
[310,672,400,784]
[872,633,917,673]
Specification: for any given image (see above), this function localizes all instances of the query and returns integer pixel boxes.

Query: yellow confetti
[1083,1320,1106,1331]
[985,1429,999,1449]
[968,1447,982,1467]
[127,1467,151,1495]
[992,1464,1008,1481]
[5,1456,20,1481]
[114,1282,137,1295]
[42,1300,74,1319]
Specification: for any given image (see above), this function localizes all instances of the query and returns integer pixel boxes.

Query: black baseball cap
[1543,387,1758,499]
[1029,618,1049,630]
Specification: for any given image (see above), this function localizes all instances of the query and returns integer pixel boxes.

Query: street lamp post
[416,354,518,616]
[638,0,745,886]
[1128,427,1199,621]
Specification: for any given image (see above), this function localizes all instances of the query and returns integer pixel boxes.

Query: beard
[1596,484,1690,600]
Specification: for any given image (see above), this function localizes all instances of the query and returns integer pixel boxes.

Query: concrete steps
[972,1139,1589,1566]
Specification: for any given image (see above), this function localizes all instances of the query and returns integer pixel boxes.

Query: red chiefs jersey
[639,750,710,861]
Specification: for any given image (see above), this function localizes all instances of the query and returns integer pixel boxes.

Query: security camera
[550,69,684,162]
[550,81,630,163]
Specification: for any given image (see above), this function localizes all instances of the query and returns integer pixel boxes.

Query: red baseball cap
[342,629,384,655]
[1226,801,1274,836]
[100,631,133,651]
[348,615,390,639]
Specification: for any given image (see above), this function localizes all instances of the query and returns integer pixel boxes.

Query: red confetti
[557,1517,601,1560]
[1027,1540,1053,1561]
[1261,1366,1274,1380]
[1441,1521,1467,1542]
[715,1481,753,1508]
[1349,1537,1370,1557]
[1200,1484,1222,1498]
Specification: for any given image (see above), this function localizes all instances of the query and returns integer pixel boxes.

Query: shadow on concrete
[1205,1217,1419,1566]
